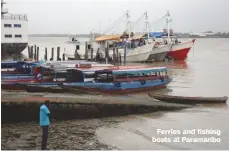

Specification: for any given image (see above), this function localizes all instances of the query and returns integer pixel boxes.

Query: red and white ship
[153,11,196,60]
[168,39,196,60]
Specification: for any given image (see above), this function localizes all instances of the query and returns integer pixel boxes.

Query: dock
[1,91,192,124]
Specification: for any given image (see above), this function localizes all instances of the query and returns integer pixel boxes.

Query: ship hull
[167,39,196,60]
[1,43,28,55]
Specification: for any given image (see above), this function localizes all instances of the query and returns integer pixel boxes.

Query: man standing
[40,100,51,150]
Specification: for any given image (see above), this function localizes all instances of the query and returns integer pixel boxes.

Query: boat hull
[120,42,156,62]
[61,77,171,94]
[148,45,170,61]
[168,39,195,60]
[148,94,228,104]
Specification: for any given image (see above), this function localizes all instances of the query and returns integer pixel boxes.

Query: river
[1,38,229,149]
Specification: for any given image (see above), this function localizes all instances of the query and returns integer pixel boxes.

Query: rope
[102,11,128,34]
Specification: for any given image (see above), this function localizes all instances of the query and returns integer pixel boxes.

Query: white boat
[120,41,156,62]
[148,43,171,61]
[1,0,28,54]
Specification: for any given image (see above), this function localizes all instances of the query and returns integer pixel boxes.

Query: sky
[4,0,229,34]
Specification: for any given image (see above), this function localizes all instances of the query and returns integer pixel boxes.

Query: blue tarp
[149,32,165,38]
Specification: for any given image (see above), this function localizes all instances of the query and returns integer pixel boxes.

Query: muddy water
[2,38,229,150]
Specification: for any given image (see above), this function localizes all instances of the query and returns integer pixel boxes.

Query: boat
[148,94,228,104]
[90,11,159,62]
[1,0,28,55]
[148,42,171,61]
[149,11,196,60]
[167,39,196,60]
[60,67,172,94]
[1,64,115,92]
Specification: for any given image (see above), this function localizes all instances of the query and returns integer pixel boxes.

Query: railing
[1,13,28,21]
[1,8,8,13]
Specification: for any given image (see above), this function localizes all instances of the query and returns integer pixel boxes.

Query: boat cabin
[94,67,168,83]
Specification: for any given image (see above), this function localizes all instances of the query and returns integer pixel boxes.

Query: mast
[145,11,150,42]
[166,10,172,43]
[126,10,131,40]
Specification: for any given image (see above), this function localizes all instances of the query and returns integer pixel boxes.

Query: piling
[85,42,88,61]
[57,47,61,61]
[124,46,127,65]
[36,47,39,61]
[95,48,100,61]
[90,48,94,61]
[27,46,31,58]
[44,48,48,61]
[31,46,34,59]
[119,52,122,65]
[50,47,54,61]
[113,47,116,65]
[116,48,119,65]
[105,48,108,64]
[62,53,65,61]
[34,45,37,60]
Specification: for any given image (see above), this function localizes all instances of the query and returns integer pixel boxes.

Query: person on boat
[175,38,178,44]
[40,100,52,150]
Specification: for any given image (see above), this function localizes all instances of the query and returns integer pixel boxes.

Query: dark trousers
[41,126,49,150]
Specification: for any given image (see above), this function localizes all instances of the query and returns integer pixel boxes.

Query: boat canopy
[95,34,122,42]
[149,32,174,38]
[149,32,166,38]
[131,33,147,40]
[95,67,167,75]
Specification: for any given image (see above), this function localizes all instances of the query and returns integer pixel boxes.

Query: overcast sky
[4,0,229,34]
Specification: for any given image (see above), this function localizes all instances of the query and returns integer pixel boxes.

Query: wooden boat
[60,67,172,94]
[148,94,228,104]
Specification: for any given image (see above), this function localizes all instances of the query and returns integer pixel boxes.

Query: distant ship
[1,0,28,55]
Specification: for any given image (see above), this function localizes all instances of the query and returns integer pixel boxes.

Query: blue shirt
[40,104,50,126]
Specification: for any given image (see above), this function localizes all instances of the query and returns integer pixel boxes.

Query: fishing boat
[148,94,228,104]
[91,11,161,62]
[60,67,172,94]
[148,42,171,61]
[168,39,196,60]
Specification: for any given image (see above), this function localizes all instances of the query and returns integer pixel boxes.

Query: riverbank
[1,90,192,124]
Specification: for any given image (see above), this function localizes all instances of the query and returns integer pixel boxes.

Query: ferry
[1,0,28,55]
[60,67,171,94]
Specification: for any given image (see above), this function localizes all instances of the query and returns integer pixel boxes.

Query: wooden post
[85,42,88,61]
[116,48,119,65]
[62,53,65,61]
[34,45,37,60]
[90,48,93,61]
[124,46,127,65]
[113,47,116,65]
[119,52,122,65]
[44,48,47,61]
[57,47,60,61]
[37,47,39,61]
[27,46,31,58]
[105,48,108,64]
[31,46,34,59]
[95,48,99,62]
[50,47,54,61]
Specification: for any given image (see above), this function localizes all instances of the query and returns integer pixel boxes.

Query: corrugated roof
[95,34,122,42]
